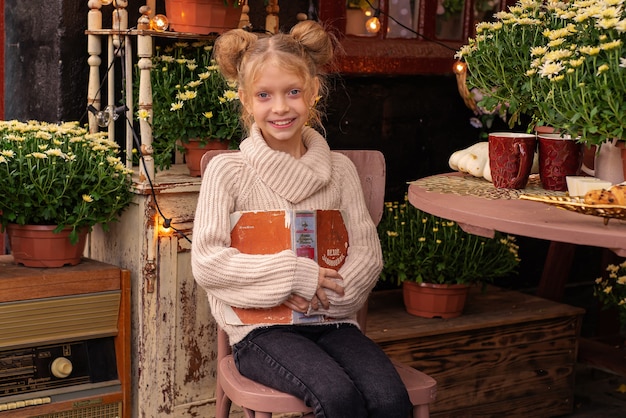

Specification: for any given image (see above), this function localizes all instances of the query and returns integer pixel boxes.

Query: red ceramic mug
[488,132,537,189]
[537,133,583,191]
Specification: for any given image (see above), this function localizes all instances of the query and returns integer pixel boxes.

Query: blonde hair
[213,20,336,133]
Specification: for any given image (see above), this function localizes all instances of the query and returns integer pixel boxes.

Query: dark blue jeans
[232,323,411,418]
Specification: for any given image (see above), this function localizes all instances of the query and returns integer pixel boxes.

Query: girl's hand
[284,294,327,313]
[284,294,310,313]
[284,268,344,313]
[316,268,344,309]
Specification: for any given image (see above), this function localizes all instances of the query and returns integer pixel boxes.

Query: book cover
[225,209,348,325]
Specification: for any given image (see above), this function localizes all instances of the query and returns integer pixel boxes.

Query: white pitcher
[581,138,625,184]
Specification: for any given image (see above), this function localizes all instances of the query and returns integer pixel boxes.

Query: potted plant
[378,194,520,318]
[0,120,134,267]
[137,40,242,175]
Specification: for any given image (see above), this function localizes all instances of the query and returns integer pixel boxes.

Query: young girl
[191,20,411,418]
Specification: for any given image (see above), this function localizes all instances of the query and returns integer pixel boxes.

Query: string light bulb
[161,218,172,234]
[150,14,169,32]
[453,61,467,75]
[87,105,127,128]
[365,9,381,34]
[99,0,113,5]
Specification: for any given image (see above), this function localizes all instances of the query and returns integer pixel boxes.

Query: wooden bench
[366,286,585,418]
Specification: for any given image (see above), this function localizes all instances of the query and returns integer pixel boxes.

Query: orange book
[224,210,349,325]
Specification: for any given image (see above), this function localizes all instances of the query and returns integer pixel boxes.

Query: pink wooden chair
[200,149,437,418]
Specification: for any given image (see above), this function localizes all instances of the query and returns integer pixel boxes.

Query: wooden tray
[519,194,626,225]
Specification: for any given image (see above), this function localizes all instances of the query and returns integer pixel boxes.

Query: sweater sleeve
[320,154,383,318]
[191,155,319,309]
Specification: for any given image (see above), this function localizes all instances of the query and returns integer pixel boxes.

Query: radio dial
[51,357,73,378]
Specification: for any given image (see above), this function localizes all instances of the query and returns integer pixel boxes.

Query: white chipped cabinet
[87,170,215,418]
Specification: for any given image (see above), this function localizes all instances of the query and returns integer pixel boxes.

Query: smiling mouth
[270,119,295,127]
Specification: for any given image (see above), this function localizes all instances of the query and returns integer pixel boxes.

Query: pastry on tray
[583,184,626,206]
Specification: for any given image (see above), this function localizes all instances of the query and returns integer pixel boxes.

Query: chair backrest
[199,149,386,356]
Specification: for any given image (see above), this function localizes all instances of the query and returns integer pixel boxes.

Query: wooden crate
[366,286,585,418]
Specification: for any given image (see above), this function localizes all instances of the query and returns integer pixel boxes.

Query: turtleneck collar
[239,125,333,204]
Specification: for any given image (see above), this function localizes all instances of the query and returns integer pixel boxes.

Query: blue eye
[289,89,301,96]
[257,92,269,99]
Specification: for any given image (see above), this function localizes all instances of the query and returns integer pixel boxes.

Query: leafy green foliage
[526,0,626,144]
[377,195,520,286]
[137,41,243,171]
[0,120,134,244]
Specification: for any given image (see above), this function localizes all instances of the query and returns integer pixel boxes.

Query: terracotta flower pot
[533,125,557,135]
[165,0,241,35]
[6,224,88,268]
[182,139,229,177]
[402,281,470,319]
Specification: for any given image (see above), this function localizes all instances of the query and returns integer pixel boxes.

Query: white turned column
[107,35,115,140]
[87,0,102,133]
[266,0,279,34]
[137,6,154,183]
[112,0,128,53]
[111,0,132,166]
[124,39,134,169]
[239,1,251,29]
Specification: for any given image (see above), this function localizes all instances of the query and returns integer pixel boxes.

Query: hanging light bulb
[99,0,113,5]
[160,218,172,234]
[365,8,381,34]
[96,108,113,128]
[150,14,169,32]
[87,105,127,128]
[365,16,380,33]
[453,61,467,75]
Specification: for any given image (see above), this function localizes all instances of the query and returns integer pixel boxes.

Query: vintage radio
[0,256,130,418]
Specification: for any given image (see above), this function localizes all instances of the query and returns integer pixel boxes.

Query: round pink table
[408,172,626,300]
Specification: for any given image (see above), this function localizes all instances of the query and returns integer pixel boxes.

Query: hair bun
[214,29,258,81]
[289,20,335,69]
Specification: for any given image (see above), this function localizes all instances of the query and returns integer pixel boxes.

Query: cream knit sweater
[191,125,383,345]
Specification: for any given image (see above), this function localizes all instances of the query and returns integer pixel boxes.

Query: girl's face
[241,62,319,153]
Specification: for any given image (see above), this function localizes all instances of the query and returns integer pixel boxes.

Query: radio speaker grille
[31,401,122,418]
[0,292,120,349]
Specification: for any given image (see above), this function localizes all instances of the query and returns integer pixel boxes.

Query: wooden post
[239,0,251,29]
[266,0,279,34]
[112,0,128,53]
[86,0,103,133]
[109,1,128,144]
[137,6,155,183]
[111,0,134,168]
